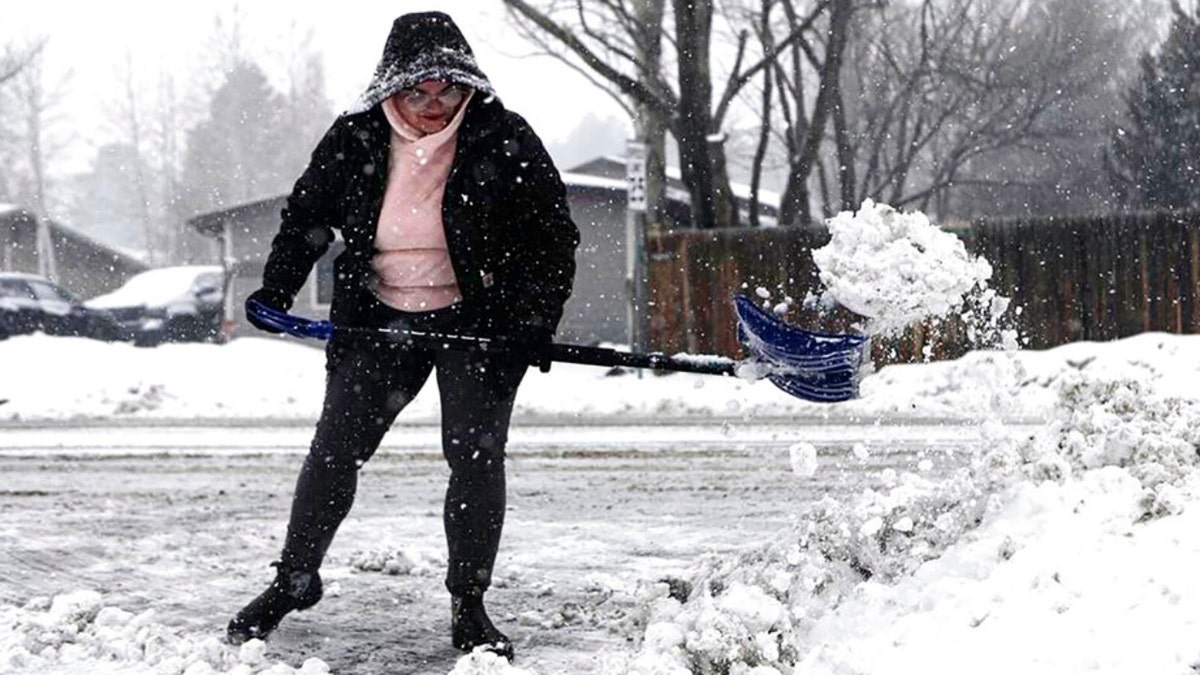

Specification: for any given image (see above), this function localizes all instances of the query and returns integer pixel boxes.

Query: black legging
[278,301,527,597]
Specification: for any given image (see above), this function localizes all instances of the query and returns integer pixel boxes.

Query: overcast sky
[4,0,630,172]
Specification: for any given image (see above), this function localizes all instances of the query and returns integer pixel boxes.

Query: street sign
[626,141,647,212]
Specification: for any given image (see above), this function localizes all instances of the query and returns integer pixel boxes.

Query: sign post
[34,213,58,281]
[626,140,649,356]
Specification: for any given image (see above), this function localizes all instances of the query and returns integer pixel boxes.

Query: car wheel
[134,330,163,348]
[95,324,120,342]
[167,315,202,343]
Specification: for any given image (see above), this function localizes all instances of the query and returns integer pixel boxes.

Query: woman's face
[393,80,469,135]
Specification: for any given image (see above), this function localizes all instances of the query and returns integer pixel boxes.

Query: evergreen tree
[276,32,335,185]
[178,55,333,220]
[66,143,149,253]
[1109,2,1200,210]
[179,60,290,216]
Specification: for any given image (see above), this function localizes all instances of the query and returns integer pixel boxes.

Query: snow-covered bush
[346,546,443,576]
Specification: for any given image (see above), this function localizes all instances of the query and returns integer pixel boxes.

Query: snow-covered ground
[3,197,1194,675]
[2,327,1200,674]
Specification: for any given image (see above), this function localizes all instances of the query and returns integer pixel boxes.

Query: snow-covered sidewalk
[0,334,1055,426]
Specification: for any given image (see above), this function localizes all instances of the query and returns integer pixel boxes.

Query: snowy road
[0,421,987,674]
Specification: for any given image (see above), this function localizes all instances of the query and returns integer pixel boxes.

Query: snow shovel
[246,296,870,403]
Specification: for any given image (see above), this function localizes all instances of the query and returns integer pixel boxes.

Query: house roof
[187,195,288,237]
[0,206,148,271]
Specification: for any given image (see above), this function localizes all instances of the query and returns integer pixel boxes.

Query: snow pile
[0,590,328,674]
[448,648,537,675]
[0,331,1061,424]
[856,348,1037,418]
[0,336,328,422]
[347,546,444,577]
[614,364,1200,674]
[1024,370,1200,518]
[810,200,1014,347]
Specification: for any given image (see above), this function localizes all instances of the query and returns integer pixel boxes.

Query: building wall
[558,188,630,344]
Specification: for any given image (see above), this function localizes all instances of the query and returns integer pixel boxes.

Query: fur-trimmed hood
[344,12,495,116]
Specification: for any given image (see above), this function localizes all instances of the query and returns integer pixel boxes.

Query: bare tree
[761,0,855,226]
[66,58,195,264]
[10,56,72,217]
[836,0,1153,219]
[503,0,823,229]
[502,0,678,225]
[673,0,739,230]
[0,38,48,203]
[0,39,46,87]
[111,51,158,262]
[747,0,776,228]
[504,0,878,228]
[2,45,70,278]
[427,0,1168,227]
[150,72,190,259]
[275,23,335,183]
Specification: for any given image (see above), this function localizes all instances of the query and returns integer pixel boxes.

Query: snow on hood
[344,11,495,116]
[85,265,223,310]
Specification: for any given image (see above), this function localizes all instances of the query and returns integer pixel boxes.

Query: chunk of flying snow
[789,442,819,478]
[811,199,995,336]
[735,360,770,382]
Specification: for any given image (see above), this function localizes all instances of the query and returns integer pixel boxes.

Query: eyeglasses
[395,84,469,112]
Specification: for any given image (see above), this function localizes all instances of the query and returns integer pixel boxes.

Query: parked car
[85,265,227,347]
[0,272,122,341]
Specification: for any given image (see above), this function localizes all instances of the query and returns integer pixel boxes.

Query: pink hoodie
[371,90,474,311]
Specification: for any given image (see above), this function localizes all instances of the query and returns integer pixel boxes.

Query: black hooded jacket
[258,12,579,338]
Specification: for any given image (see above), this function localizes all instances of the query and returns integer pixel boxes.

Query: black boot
[451,594,513,660]
[227,563,323,644]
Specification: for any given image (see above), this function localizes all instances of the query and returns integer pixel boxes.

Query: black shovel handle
[549,342,737,376]
[333,324,740,377]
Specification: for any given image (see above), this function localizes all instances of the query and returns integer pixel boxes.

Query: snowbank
[609,342,1200,675]
[0,333,1064,425]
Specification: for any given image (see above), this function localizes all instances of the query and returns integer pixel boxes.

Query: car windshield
[86,266,224,309]
[29,280,78,304]
[0,279,35,300]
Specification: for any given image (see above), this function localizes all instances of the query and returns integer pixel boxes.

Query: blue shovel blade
[734,295,869,402]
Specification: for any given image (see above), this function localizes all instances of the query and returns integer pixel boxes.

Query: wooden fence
[644,210,1200,362]
[971,210,1200,348]
[647,226,829,357]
